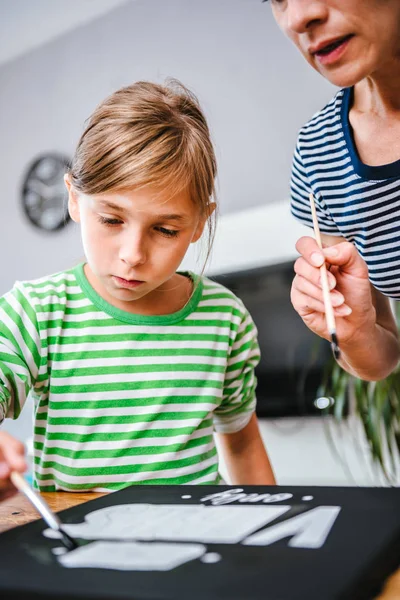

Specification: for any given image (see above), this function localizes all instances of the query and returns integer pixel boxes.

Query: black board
[1,485,399,600]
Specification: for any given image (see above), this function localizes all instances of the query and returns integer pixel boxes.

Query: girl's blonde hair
[69,80,217,266]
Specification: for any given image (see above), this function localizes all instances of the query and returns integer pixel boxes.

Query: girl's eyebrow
[154,213,188,222]
[97,200,127,212]
[97,200,189,222]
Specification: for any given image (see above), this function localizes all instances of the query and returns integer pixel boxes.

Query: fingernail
[337,305,352,316]
[331,293,344,307]
[324,246,339,257]
[311,252,324,266]
[328,275,336,290]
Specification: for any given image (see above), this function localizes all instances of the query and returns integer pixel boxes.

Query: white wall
[0,0,131,66]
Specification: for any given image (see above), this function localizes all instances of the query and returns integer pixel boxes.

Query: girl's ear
[64,174,81,223]
[191,203,216,244]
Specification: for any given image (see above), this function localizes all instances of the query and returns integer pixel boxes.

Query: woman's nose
[286,0,327,35]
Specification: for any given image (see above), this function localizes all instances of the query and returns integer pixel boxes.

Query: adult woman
[268,0,400,381]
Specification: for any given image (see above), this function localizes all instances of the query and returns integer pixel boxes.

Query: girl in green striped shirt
[0,80,275,494]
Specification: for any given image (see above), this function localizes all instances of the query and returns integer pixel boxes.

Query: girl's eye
[156,227,179,238]
[98,216,123,226]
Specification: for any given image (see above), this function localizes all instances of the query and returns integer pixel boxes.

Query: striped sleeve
[290,136,341,236]
[213,306,260,434]
[0,282,41,421]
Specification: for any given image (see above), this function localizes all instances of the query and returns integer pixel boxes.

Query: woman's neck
[353,62,400,116]
[349,61,400,167]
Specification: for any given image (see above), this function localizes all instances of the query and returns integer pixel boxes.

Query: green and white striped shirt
[0,264,259,491]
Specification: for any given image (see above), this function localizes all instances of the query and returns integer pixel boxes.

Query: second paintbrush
[10,471,78,551]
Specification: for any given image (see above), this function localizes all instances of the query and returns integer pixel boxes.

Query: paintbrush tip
[59,528,78,551]
[331,332,341,360]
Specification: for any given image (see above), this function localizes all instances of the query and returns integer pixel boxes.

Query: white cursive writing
[200,488,293,506]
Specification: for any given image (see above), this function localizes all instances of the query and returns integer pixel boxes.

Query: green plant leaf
[317,338,400,484]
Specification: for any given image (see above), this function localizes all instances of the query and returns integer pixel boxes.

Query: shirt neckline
[73,263,204,325]
[341,87,400,181]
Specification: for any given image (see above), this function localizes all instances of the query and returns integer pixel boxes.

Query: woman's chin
[314,62,370,89]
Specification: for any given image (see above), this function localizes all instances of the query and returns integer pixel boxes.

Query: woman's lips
[112,275,144,289]
[313,35,353,66]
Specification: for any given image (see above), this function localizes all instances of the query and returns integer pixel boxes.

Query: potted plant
[317,307,400,486]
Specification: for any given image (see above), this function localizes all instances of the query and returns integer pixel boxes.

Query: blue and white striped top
[290,87,400,299]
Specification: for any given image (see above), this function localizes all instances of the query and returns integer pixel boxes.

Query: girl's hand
[291,236,375,345]
[0,431,27,502]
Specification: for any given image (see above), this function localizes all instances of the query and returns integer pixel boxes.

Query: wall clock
[21,154,71,231]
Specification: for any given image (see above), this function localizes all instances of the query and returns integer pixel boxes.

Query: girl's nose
[120,235,147,267]
[286,0,327,35]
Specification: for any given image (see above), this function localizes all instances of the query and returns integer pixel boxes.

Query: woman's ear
[191,202,216,244]
[64,174,81,223]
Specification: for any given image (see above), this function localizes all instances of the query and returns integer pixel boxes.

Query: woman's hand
[291,236,374,345]
[0,431,27,502]
[291,236,400,380]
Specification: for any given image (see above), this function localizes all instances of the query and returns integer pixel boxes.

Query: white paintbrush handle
[309,193,337,335]
[319,263,336,334]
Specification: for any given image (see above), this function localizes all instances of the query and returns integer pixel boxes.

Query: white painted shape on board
[44,529,62,539]
[58,541,206,571]
[201,552,222,564]
[44,503,291,544]
[243,506,341,549]
[52,547,68,555]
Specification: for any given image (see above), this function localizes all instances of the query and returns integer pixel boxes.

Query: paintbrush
[10,471,78,551]
[309,193,341,360]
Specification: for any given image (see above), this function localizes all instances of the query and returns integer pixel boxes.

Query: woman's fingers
[292,276,351,316]
[295,236,325,267]
[295,236,369,280]
[293,275,346,308]
[293,255,344,313]
[323,242,368,276]
[294,256,337,291]
[292,241,354,340]
[291,285,326,316]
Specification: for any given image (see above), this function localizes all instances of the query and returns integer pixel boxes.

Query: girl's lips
[112,275,144,289]
[313,35,353,66]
